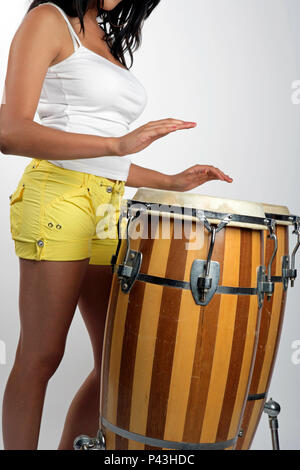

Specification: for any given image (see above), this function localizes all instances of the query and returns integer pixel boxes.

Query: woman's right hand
[114,118,197,156]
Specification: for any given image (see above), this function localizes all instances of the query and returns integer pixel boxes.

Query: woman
[0,0,233,450]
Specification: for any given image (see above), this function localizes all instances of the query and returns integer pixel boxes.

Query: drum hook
[198,226,216,303]
[191,212,232,305]
[266,219,278,299]
[116,206,144,293]
[259,218,277,302]
[290,218,300,287]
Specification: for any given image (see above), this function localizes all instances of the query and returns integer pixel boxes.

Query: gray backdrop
[0,0,299,450]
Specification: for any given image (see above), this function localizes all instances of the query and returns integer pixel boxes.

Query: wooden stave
[100,216,264,450]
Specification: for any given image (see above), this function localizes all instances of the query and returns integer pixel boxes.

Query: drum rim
[264,211,298,224]
[127,199,299,227]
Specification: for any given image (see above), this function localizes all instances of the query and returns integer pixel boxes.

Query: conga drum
[236,203,300,449]
[99,188,273,450]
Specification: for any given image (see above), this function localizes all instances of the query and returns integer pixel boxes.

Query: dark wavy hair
[27,0,161,69]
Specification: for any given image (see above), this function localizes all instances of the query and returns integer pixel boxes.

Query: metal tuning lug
[190,212,232,306]
[281,255,291,291]
[266,218,277,300]
[258,218,277,303]
[281,217,300,289]
[257,265,267,309]
[290,217,300,287]
[73,429,106,450]
[116,209,143,294]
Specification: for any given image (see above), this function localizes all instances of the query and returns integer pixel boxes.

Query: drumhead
[129,188,267,230]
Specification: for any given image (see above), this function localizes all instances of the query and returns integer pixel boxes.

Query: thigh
[18,257,90,361]
[77,264,113,365]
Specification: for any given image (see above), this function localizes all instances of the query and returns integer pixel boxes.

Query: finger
[143,124,196,140]
[213,168,233,182]
[204,173,233,183]
[194,165,232,182]
[214,168,233,182]
[146,120,197,130]
[207,167,229,181]
[150,118,197,126]
[148,123,197,132]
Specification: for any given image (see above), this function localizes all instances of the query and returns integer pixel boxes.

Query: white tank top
[36,2,148,181]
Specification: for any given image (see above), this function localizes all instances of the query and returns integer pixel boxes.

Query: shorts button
[106,186,113,193]
[37,239,44,247]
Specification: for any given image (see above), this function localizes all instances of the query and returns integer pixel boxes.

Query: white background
[0,0,300,450]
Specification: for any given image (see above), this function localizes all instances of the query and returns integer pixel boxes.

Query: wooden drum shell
[100,214,265,450]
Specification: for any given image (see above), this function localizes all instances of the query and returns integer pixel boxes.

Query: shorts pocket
[42,185,96,240]
[9,181,26,238]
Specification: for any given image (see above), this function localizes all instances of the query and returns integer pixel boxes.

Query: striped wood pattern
[100,215,264,450]
[235,225,289,449]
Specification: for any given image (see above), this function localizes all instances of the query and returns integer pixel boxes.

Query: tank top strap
[43,2,82,51]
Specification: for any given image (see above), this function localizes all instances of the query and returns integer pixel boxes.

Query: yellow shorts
[9,158,126,265]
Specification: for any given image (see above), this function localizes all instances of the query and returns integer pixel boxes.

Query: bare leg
[58,265,112,450]
[2,257,90,450]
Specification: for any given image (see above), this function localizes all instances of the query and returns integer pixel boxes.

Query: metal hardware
[191,211,232,305]
[128,199,269,227]
[37,239,44,247]
[281,217,300,289]
[116,209,143,293]
[238,429,244,438]
[106,186,113,193]
[247,392,266,401]
[263,398,281,450]
[257,265,272,309]
[290,218,300,286]
[282,255,291,291]
[48,222,53,228]
[56,224,62,230]
[101,417,237,450]
[264,218,277,300]
[256,218,277,305]
[73,429,106,450]
[112,268,259,296]
[190,259,220,306]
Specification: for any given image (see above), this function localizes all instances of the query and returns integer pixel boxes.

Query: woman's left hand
[167,164,233,192]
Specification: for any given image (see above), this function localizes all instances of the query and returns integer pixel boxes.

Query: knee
[15,346,65,382]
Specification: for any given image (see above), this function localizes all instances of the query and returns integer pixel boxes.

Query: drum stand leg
[263,398,281,450]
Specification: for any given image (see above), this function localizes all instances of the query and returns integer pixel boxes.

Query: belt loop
[32,158,42,169]
[82,172,88,187]
[114,180,125,195]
